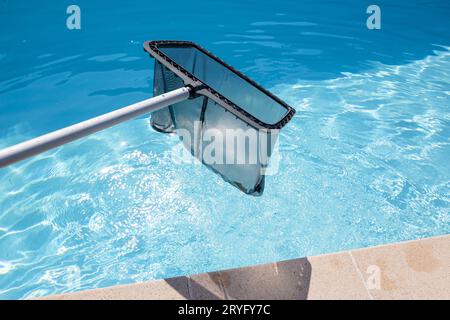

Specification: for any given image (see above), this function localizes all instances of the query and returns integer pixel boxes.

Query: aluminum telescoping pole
[0,86,191,168]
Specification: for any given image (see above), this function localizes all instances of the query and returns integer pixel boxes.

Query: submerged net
[146,41,294,195]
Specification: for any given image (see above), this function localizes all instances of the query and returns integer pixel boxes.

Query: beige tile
[43,276,189,300]
[219,258,312,300]
[307,252,371,300]
[40,235,450,300]
[350,236,450,300]
[189,272,226,300]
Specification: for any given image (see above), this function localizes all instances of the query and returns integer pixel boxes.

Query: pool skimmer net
[0,40,295,195]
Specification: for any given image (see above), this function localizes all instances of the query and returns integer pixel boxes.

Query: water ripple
[0,1,449,300]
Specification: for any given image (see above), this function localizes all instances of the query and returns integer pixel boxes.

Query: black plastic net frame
[144,40,295,195]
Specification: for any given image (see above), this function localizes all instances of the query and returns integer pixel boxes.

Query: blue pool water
[0,0,449,299]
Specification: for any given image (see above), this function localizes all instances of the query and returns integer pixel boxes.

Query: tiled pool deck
[44,234,449,300]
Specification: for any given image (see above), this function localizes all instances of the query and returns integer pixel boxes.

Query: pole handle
[0,86,191,168]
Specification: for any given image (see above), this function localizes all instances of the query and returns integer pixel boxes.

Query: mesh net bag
[145,41,295,195]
